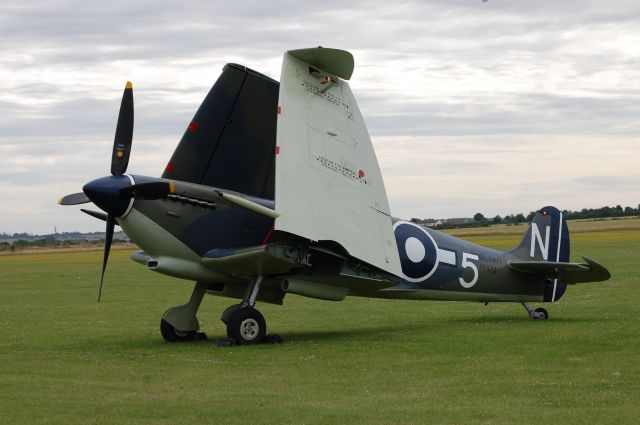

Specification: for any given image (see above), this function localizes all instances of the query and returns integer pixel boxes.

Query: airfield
[1,218,638,424]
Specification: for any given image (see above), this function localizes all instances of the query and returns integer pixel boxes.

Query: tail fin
[511,206,570,302]
[512,206,570,262]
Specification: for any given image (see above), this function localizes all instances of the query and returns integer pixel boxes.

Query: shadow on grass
[61,321,441,351]
[276,323,431,343]
[444,315,605,324]
[51,312,605,355]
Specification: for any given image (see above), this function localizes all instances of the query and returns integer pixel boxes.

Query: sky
[1,0,639,234]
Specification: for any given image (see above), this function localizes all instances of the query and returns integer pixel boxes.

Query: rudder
[511,206,570,302]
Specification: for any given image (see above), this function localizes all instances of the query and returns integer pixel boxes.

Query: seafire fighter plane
[59,47,610,345]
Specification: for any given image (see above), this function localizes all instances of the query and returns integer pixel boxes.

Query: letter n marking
[530,223,550,260]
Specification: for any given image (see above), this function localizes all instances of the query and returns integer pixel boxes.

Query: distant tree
[474,213,485,222]
[492,215,502,224]
[514,213,526,224]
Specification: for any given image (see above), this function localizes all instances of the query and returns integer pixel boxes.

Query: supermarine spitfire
[59,47,611,345]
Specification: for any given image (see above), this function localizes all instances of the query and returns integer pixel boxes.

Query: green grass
[1,225,639,424]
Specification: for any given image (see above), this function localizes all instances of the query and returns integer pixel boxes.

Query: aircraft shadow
[65,314,605,352]
[277,324,432,343]
[444,315,604,324]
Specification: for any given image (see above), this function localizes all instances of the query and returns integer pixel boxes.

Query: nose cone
[83,175,132,217]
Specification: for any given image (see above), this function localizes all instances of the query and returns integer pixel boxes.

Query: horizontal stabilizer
[508,256,611,284]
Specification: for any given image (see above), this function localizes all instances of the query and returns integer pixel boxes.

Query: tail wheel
[226,308,266,345]
[534,307,549,320]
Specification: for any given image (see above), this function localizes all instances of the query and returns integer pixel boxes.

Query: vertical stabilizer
[274,48,401,276]
[511,206,570,302]
[511,206,570,263]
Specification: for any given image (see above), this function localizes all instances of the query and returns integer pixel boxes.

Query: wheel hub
[240,318,260,340]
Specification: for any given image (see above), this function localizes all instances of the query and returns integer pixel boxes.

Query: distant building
[444,217,474,225]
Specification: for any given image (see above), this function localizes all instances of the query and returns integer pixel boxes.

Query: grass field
[1,219,639,424]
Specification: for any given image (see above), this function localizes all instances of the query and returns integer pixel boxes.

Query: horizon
[3,202,638,237]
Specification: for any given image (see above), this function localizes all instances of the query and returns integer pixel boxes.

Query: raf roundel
[393,221,440,282]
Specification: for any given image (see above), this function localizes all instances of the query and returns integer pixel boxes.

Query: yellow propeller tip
[57,197,63,205]
[96,302,101,310]
[125,81,133,89]
[169,182,175,193]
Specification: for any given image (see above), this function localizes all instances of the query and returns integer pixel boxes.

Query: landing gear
[534,307,549,320]
[160,277,279,346]
[225,307,266,344]
[522,302,549,320]
[160,282,208,342]
[219,276,277,345]
[161,319,198,342]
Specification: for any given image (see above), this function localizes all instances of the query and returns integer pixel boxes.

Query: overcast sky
[1,0,639,234]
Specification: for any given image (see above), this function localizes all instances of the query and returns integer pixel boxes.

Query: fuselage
[112,175,548,304]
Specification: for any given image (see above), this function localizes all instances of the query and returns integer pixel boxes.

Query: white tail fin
[274,48,401,275]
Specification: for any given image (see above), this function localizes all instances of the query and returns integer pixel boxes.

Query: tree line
[474,203,640,226]
[0,236,130,252]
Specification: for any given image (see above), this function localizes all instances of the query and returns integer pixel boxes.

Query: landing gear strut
[160,282,209,342]
[220,276,271,345]
[522,302,549,320]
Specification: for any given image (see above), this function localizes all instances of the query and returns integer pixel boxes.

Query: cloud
[1,0,639,233]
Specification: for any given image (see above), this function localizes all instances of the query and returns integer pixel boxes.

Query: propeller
[95,82,134,307]
[58,82,174,307]
[111,82,134,175]
[58,192,90,205]
[97,214,116,307]
[81,209,108,222]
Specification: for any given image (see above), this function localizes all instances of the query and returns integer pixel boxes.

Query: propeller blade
[111,82,134,176]
[58,192,90,205]
[81,209,108,222]
[120,182,174,200]
[97,214,116,308]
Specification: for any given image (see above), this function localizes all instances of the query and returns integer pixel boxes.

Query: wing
[201,243,392,301]
[201,245,302,276]
[274,47,401,276]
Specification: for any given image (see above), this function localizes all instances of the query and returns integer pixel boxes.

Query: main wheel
[226,308,266,345]
[534,307,549,320]
[160,319,198,342]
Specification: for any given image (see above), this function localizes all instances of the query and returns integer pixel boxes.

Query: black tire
[226,308,266,345]
[534,307,549,320]
[160,319,198,342]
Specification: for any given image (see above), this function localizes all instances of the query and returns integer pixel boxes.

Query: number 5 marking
[459,253,479,288]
